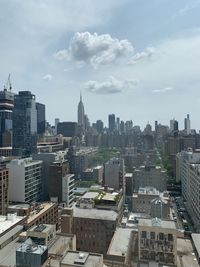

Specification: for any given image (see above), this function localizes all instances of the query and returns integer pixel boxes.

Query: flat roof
[138,218,176,230]
[107,228,132,257]
[0,238,21,267]
[73,206,118,221]
[81,192,99,199]
[27,202,56,224]
[0,225,23,246]
[8,203,30,210]
[28,224,54,233]
[177,238,199,267]
[61,251,102,267]
[0,215,25,235]
[192,233,200,256]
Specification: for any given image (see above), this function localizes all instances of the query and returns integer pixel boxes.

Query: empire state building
[77,93,85,130]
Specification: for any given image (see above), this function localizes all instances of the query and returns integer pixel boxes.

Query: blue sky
[0,0,200,129]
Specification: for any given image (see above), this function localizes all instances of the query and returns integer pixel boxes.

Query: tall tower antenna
[5,74,12,91]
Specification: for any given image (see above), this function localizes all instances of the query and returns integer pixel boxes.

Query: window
[142,231,146,238]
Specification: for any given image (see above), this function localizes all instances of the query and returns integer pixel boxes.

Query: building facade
[0,88,14,148]
[13,91,37,156]
[0,166,9,215]
[36,102,45,135]
[7,158,42,203]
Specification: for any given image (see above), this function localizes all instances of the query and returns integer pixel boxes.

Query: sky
[0,0,200,130]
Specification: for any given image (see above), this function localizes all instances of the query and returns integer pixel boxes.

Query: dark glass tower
[108,114,115,133]
[0,88,14,148]
[13,91,37,156]
[36,102,46,135]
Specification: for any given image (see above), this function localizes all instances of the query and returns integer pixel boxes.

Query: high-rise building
[108,114,115,133]
[55,118,60,134]
[36,102,45,135]
[77,93,85,130]
[96,120,104,133]
[13,91,37,156]
[57,122,78,137]
[7,158,42,203]
[104,158,125,191]
[184,114,191,135]
[170,118,179,132]
[0,166,9,215]
[0,88,14,148]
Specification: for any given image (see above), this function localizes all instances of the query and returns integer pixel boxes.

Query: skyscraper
[108,114,115,133]
[36,102,45,135]
[13,91,37,156]
[77,93,85,130]
[0,88,14,148]
[184,114,191,135]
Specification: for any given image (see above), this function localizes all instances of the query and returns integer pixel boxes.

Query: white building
[62,174,75,207]
[176,149,200,229]
[7,158,42,203]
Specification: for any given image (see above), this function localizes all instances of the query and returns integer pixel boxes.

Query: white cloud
[55,32,134,67]
[128,47,155,64]
[178,1,200,15]
[54,50,69,60]
[43,74,53,81]
[85,76,138,94]
[152,87,173,93]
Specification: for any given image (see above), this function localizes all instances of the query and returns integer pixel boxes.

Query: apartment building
[138,218,177,266]
[176,149,200,229]
[7,158,42,203]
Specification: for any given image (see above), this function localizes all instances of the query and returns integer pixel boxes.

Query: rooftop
[191,233,200,257]
[73,205,118,221]
[138,218,176,230]
[0,214,26,235]
[107,228,133,257]
[17,238,47,255]
[61,251,103,267]
[27,202,56,224]
[81,192,99,200]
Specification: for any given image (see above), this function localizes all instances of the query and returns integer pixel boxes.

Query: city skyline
[0,1,200,129]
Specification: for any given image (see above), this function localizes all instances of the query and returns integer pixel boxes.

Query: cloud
[128,47,155,64]
[43,74,53,81]
[55,32,134,67]
[85,76,138,94]
[178,1,200,15]
[152,87,173,93]
[54,50,68,60]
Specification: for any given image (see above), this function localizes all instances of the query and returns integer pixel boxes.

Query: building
[33,150,67,201]
[57,122,78,137]
[7,158,42,203]
[77,93,85,131]
[0,166,9,215]
[16,238,48,267]
[108,114,115,133]
[27,224,56,246]
[106,228,134,266]
[132,165,167,192]
[138,218,177,265]
[72,206,118,255]
[0,88,14,148]
[25,202,59,230]
[60,251,103,267]
[132,187,160,214]
[36,102,45,135]
[49,160,72,203]
[104,158,125,191]
[93,165,104,184]
[176,149,200,229]
[55,118,60,134]
[96,120,104,133]
[13,91,37,156]
[62,174,75,207]
[184,114,191,135]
